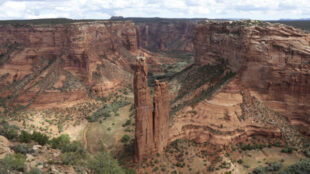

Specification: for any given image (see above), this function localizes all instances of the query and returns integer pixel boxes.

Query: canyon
[0,18,310,173]
[167,20,310,148]
[0,19,196,109]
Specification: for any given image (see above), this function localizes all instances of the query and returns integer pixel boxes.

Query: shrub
[124,168,136,174]
[31,131,49,145]
[237,159,243,164]
[122,119,132,127]
[152,167,159,172]
[60,140,85,165]
[87,151,125,174]
[253,166,266,174]
[0,122,19,140]
[0,154,26,172]
[281,146,294,154]
[10,144,34,155]
[304,149,310,158]
[279,159,310,174]
[61,152,78,165]
[61,141,84,153]
[50,134,70,149]
[6,128,19,140]
[208,166,214,171]
[86,104,112,122]
[265,161,282,172]
[19,130,32,143]
[121,135,130,144]
[27,167,42,174]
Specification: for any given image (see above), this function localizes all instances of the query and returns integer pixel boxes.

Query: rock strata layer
[0,21,138,107]
[134,57,169,161]
[193,20,310,129]
[153,80,169,152]
[168,20,310,147]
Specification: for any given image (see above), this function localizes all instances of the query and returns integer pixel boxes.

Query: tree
[87,151,125,174]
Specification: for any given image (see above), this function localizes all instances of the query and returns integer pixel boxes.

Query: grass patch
[86,98,130,122]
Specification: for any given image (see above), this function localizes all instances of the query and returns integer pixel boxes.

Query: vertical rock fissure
[134,56,169,162]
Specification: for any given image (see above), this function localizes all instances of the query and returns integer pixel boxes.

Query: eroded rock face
[134,58,170,161]
[136,21,195,52]
[134,57,154,161]
[0,135,12,159]
[0,21,138,107]
[193,20,310,130]
[153,80,169,152]
[167,20,310,148]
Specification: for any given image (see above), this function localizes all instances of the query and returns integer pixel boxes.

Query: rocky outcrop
[167,20,310,148]
[0,135,12,159]
[134,57,169,161]
[193,20,310,130]
[134,57,154,161]
[135,20,195,52]
[0,21,139,108]
[153,80,169,152]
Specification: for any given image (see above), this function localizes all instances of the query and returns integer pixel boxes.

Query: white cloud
[0,0,309,20]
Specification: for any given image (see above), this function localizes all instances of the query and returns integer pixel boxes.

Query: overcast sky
[0,0,309,20]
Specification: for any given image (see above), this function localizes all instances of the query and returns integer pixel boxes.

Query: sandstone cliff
[134,57,169,161]
[134,57,154,161]
[193,20,310,131]
[153,80,169,152]
[0,21,139,108]
[169,20,310,147]
[135,20,195,52]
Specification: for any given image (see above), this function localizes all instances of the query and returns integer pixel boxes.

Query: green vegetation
[270,20,310,32]
[86,98,130,122]
[122,118,132,127]
[304,149,310,158]
[0,120,19,140]
[0,154,26,173]
[0,41,20,66]
[86,104,112,122]
[0,121,48,145]
[281,146,295,154]
[50,134,86,165]
[121,134,131,144]
[168,58,237,117]
[252,166,265,174]
[279,159,310,174]
[87,151,125,174]
[31,131,49,145]
[152,166,159,172]
[50,134,70,149]
[239,142,267,151]
[27,168,42,174]
[10,144,34,155]
[170,65,236,117]
[19,130,32,143]
[265,161,282,172]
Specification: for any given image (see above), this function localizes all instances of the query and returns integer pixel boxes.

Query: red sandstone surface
[168,20,310,148]
[134,57,169,161]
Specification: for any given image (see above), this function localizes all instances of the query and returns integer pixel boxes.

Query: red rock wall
[153,80,169,152]
[134,58,170,161]
[193,20,310,128]
[0,21,138,107]
[134,57,154,161]
[136,21,194,52]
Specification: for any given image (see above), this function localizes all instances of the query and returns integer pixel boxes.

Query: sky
[0,0,309,20]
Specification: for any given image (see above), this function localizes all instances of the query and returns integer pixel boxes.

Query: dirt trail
[83,123,90,150]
